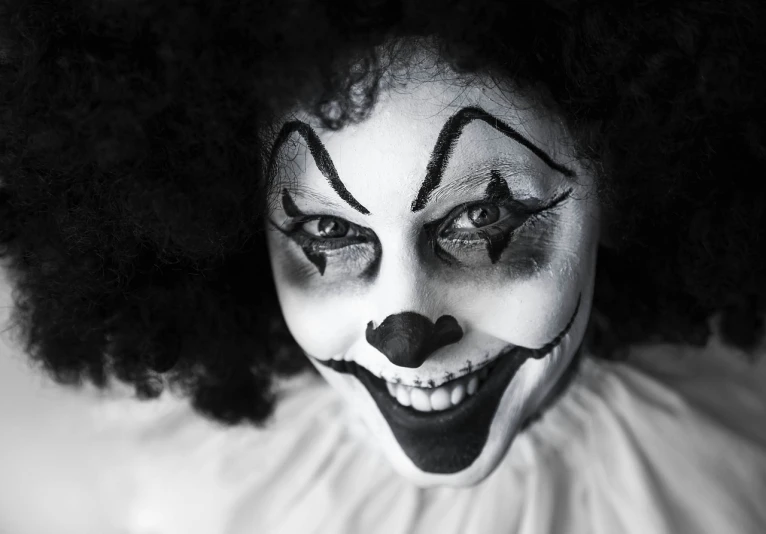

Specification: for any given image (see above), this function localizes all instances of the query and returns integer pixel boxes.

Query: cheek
[431,217,556,278]
[441,206,599,347]
[267,233,366,359]
[449,264,589,348]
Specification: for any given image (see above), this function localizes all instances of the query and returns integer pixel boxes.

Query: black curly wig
[0,0,764,426]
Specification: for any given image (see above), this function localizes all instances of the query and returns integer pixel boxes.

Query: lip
[357,344,531,429]
[313,293,582,474]
[316,346,509,391]
[315,343,514,417]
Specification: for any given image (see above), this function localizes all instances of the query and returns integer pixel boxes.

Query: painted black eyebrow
[411,106,576,212]
[266,120,370,215]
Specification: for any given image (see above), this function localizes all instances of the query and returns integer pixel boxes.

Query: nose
[365,312,463,368]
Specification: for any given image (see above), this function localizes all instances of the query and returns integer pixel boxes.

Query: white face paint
[265,66,600,487]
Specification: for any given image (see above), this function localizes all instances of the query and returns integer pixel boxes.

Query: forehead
[268,75,571,219]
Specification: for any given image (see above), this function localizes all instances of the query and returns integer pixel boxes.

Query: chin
[310,314,585,488]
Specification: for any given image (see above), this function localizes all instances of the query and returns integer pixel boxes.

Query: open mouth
[383,357,497,411]
[314,294,582,475]
[318,346,510,413]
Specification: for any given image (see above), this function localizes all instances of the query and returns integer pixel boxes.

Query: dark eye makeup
[270,181,572,275]
[279,217,371,252]
[268,188,377,275]
[426,186,571,264]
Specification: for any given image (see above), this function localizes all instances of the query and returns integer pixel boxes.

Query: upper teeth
[385,366,490,412]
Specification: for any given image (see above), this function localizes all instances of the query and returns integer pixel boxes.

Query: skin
[264,62,601,487]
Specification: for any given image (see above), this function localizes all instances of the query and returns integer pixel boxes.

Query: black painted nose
[365,312,464,368]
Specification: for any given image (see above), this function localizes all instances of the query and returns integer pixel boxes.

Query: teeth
[377,337,566,413]
[430,387,451,411]
[396,385,411,407]
[384,364,492,412]
[410,388,432,412]
[467,375,479,396]
[450,383,465,405]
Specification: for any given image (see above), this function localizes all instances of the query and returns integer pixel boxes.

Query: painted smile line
[314,295,582,474]
[320,344,512,388]
[315,344,514,411]
[314,293,582,417]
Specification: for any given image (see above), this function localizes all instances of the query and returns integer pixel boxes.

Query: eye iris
[317,217,348,238]
[467,204,500,227]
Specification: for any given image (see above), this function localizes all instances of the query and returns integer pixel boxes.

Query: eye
[429,189,571,264]
[279,214,377,273]
[441,202,523,240]
[301,217,358,239]
[451,203,504,229]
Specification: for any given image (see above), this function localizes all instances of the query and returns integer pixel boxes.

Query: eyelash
[280,217,370,252]
[279,189,570,256]
[439,208,544,249]
[438,190,570,247]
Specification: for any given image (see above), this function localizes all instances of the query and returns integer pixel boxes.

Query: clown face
[265,68,600,487]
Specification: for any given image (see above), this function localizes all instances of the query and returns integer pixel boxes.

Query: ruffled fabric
[1,266,765,533]
[218,348,766,534]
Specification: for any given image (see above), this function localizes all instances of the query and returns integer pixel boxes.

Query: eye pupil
[468,204,500,227]
[317,217,348,238]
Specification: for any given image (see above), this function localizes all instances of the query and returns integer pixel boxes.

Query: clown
[0,0,764,532]
[264,60,599,484]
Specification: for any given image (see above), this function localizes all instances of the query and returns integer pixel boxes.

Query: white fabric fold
[1,265,765,534]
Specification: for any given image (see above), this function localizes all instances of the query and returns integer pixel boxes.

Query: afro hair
[0,0,764,425]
